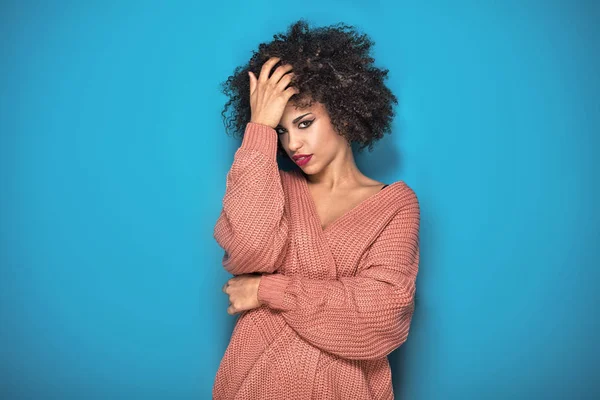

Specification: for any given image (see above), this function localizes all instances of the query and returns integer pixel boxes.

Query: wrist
[249,120,276,129]
[257,273,291,310]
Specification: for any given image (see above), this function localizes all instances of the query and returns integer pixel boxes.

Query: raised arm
[213,56,300,275]
[213,122,290,275]
[257,187,420,360]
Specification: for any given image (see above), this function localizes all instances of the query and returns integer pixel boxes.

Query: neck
[305,143,365,189]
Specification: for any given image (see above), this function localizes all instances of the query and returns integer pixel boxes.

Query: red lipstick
[292,154,312,166]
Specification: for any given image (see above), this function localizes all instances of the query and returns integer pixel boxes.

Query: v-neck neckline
[297,171,401,234]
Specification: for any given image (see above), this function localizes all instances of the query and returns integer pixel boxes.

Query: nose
[287,132,303,153]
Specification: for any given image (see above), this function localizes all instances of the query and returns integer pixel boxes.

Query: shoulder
[385,180,419,211]
[367,181,420,259]
[378,182,420,241]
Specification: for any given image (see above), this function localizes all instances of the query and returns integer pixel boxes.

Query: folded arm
[257,187,420,360]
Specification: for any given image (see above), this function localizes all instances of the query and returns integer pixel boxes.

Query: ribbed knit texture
[212,122,421,400]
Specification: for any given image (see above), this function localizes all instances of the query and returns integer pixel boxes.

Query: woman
[213,19,420,400]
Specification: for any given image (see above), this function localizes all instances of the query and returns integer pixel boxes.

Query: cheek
[314,134,332,151]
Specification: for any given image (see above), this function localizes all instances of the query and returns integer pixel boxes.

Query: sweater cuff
[258,273,291,310]
[241,122,278,155]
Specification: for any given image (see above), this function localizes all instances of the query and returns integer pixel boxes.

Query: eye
[275,119,315,135]
[299,119,314,129]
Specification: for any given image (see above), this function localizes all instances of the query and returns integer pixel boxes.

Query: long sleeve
[213,122,290,276]
[257,188,420,360]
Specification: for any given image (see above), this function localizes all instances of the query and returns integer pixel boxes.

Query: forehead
[283,100,322,116]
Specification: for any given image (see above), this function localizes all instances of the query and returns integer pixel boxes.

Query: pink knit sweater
[212,122,420,399]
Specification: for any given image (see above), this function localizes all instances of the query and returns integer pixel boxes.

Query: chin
[299,164,317,175]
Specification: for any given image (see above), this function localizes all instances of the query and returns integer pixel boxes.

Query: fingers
[222,278,232,293]
[251,57,297,97]
[258,56,281,84]
[257,56,294,86]
[223,279,238,315]
[270,63,294,84]
[275,71,295,92]
[284,85,300,99]
[223,282,235,314]
[248,71,256,96]
[248,56,299,128]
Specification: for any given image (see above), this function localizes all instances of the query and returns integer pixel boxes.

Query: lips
[293,154,312,166]
[292,154,312,161]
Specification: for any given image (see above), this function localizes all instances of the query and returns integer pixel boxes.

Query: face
[276,101,350,173]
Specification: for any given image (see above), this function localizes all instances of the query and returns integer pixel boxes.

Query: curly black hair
[219,18,399,157]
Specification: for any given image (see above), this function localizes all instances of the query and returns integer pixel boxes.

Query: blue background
[1,1,598,399]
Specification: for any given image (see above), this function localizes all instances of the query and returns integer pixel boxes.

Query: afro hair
[219,18,399,157]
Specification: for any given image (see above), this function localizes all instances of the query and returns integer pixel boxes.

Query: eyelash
[276,119,314,135]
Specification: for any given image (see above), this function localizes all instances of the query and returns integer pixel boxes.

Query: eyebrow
[292,112,313,123]
[277,113,313,128]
